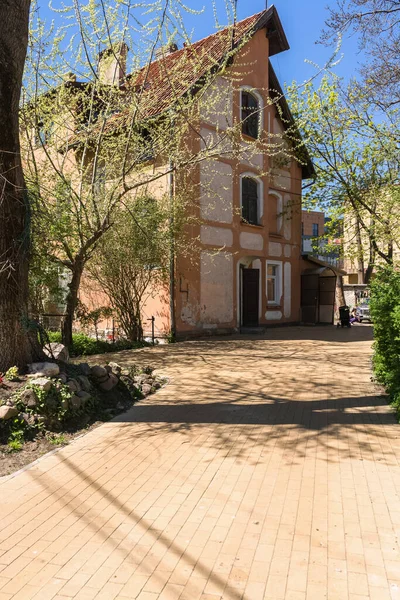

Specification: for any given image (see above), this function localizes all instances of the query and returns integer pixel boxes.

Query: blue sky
[184,0,362,87]
[37,0,362,86]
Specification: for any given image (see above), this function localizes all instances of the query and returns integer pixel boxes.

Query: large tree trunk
[0,0,39,371]
[62,261,84,349]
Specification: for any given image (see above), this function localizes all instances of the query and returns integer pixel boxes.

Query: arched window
[241,91,260,139]
[241,176,259,225]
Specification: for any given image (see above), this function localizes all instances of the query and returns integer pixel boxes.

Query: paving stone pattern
[0,326,399,600]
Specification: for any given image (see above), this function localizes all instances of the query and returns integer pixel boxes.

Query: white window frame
[239,172,264,224]
[266,260,282,306]
[240,86,264,139]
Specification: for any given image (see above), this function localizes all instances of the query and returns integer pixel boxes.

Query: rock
[59,372,68,384]
[134,374,149,386]
[76,391,91,405]
[76,376,91,392]
[45,417,62,431]
[104,365,113,374]
[78,363,91,376]
[153,381,162,390]
[104,408,116,417]
[29,378,52,392]
[43,343,69,363]
[28,362,60,377]
[21,412,35,426]
[20,388,38,408]
[0,405,18,420]
[91,365,108,379]
[141,384,152,396]
[108,362,122,375]
[66,379,80,393]
[98,373,119,392]
[69,394,82,410]
[44,395,58,410]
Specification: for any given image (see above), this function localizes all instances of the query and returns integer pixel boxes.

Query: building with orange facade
[134,7,325,337]
[29,6,347,337]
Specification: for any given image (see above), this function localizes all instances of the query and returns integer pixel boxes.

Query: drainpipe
[169,162,176,340]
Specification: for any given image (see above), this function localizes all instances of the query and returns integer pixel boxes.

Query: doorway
[301,270,337,324]
[301,274,319,324]
[242,268,259,326]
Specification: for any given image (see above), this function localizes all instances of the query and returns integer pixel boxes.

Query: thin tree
[288,75,400,283]
[322,0,400,108]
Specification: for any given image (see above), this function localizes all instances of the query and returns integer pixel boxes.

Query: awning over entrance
[301,254,346,276]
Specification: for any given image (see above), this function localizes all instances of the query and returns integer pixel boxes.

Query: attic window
[241,91,260,139]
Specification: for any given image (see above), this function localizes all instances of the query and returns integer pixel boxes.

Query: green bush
[45,331,146,357]
[46,331,62,343]
[4,366,19,381]
[370,267,400,411]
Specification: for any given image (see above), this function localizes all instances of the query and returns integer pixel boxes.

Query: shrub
[4,366,19,381]
[45,331,147,357]
[46,331,62,343]
[370,267,400,412]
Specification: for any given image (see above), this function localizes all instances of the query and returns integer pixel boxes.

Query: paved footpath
[1,326,400,600]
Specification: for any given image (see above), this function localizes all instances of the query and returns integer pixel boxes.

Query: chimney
[155,43,179,60]
[62,72,77,83]
[98,42,128,86]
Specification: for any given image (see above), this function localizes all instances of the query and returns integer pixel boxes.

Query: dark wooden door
[319,276,337,323]
[242,268,259,326]
[301,274,319,324]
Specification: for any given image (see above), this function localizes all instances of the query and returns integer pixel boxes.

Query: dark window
[35,120,53,146]
[301,222,304,236]
[242,177,258,225]
[312,223,319,236]
[241,91,260,139]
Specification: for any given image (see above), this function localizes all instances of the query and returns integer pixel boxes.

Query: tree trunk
[387,240,394,265]
[62,262,83,348]
[336,275,346,307]
[119,310,142,342]
[355,217,365,284]
[365,240,376,284]
[0,0,40,371]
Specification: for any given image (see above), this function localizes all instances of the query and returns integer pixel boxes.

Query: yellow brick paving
[1,326,399,600]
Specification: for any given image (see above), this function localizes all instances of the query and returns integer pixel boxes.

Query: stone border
[0,375,171,484]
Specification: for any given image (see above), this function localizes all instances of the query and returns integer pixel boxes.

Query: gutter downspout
[169,162,176,340]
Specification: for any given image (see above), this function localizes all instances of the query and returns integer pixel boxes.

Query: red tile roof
[67,6,319,181]
[131,10,268,119]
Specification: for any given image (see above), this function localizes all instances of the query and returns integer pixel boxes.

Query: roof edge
[269,62,316,180]
[261,5,290,56]
[302,254,346,276]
